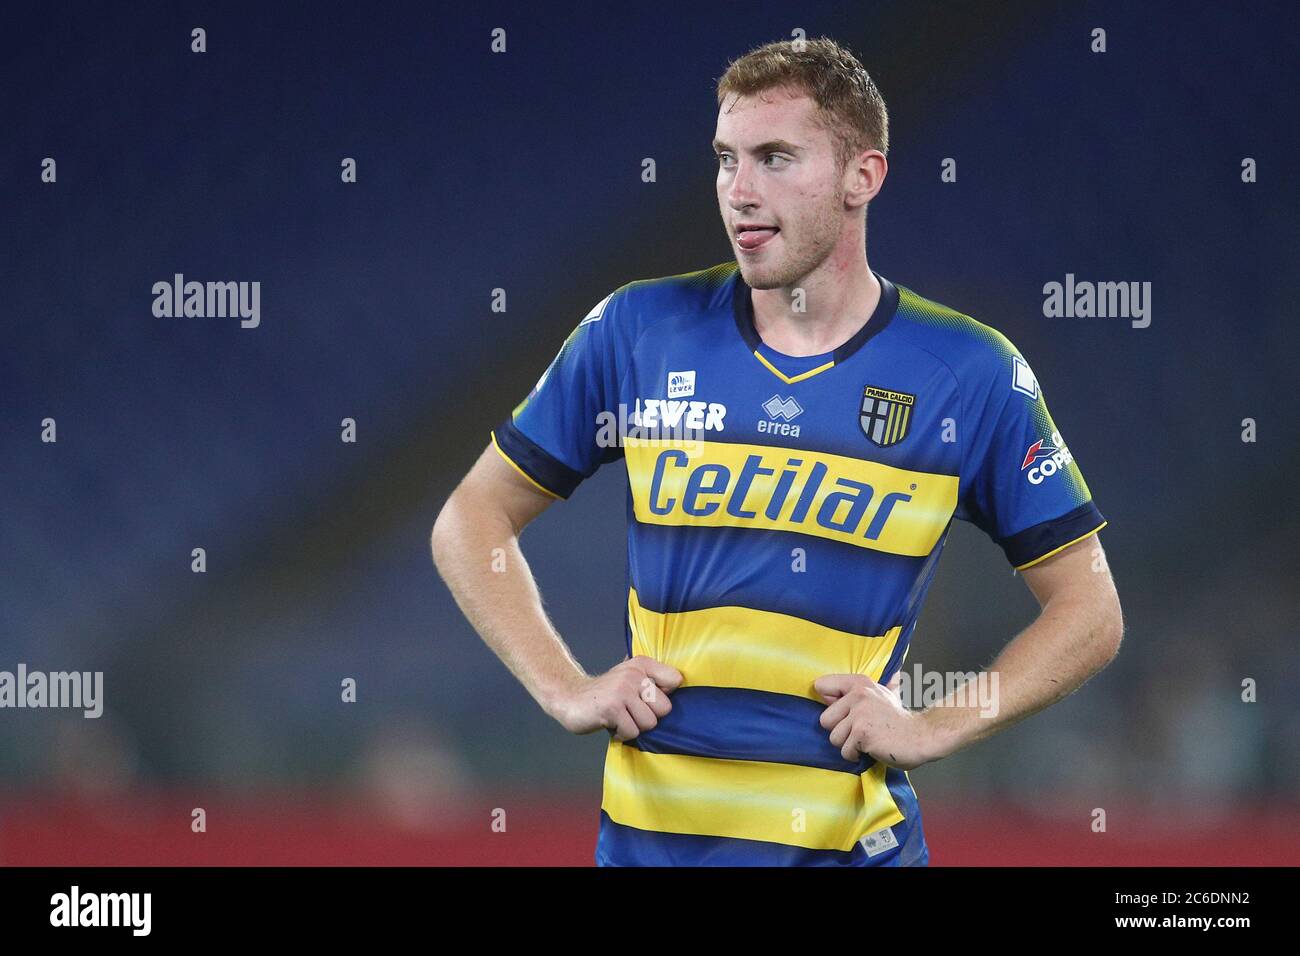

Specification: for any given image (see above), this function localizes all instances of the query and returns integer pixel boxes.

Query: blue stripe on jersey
[884,767,931,866]
[629,685,871,774]
[628,521,933,638]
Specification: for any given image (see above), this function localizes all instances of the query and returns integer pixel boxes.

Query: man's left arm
[917,532,1122,760]
[820,334,1123,768]
[818,532,1123,769]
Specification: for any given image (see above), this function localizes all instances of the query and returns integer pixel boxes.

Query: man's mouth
[735,225,779,251]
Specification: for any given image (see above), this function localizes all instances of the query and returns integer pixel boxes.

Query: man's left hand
[815,673,938,771]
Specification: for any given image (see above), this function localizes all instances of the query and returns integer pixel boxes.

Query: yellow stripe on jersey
[628,587,901,701]
[601,742,905,852]
[624,436,958,556]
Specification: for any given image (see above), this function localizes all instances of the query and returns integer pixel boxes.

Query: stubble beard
[741,210,839,292]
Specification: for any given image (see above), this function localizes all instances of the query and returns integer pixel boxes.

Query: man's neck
[751,263,881,358]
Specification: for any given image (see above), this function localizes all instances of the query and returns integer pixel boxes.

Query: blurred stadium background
[2,1,1297,865]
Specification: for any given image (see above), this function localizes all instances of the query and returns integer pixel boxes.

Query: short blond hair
[716,37,889,171]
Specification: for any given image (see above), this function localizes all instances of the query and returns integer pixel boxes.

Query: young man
[432,37,1123,866]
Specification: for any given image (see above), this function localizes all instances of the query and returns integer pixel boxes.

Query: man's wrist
[918,704,973,762]
[536,667,589,716]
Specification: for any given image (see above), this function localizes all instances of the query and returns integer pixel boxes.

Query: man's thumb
[631,655,683,692]
[814,673,856,702]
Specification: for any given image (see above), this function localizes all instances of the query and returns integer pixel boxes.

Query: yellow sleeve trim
[1014,520,1108,571]
[490,430,563,500]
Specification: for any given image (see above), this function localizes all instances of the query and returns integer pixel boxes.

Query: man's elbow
[430,481,513,572]
[430,491,463,570]
[1093,588,1125,667]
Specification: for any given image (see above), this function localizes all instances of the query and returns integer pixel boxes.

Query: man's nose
[726,160,761,210]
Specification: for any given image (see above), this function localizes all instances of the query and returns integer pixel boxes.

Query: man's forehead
[714,90,822,145]
[717,88,816,132]
[718,86,814,118]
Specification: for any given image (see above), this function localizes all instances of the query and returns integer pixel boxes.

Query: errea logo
[759,394,803,437]
[578,291,613,326]
[860,826,899,858]
[667,370,696,398]
[762,395,803,421]
[1012,355,1039,399]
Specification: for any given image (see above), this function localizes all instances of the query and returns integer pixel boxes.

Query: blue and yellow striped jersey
[491,262,1107,866]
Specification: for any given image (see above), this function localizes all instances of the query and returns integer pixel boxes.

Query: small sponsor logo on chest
[666,370,696,398]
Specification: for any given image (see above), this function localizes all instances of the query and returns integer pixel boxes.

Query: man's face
[714,87,848,290]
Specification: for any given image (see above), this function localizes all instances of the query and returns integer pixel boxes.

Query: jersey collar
[731,266,900,368]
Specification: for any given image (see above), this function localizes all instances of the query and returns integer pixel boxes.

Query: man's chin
[737,262,788,290]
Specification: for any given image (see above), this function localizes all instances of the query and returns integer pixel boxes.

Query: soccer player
[431,37,1123,866]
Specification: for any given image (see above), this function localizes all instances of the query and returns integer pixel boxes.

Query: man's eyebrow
[712,138,804,154]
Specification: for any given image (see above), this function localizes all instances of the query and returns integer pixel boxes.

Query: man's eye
[765,154,789,167]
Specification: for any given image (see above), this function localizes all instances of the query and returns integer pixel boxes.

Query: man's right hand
[546,656,683,741]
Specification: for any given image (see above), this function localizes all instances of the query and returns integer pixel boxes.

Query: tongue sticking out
[737,228,778,251]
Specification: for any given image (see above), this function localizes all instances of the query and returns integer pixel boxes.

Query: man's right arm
[430,442,681,741]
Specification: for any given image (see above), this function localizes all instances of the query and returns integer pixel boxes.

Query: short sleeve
[958,349,1107,569]
[490,288,625,499]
